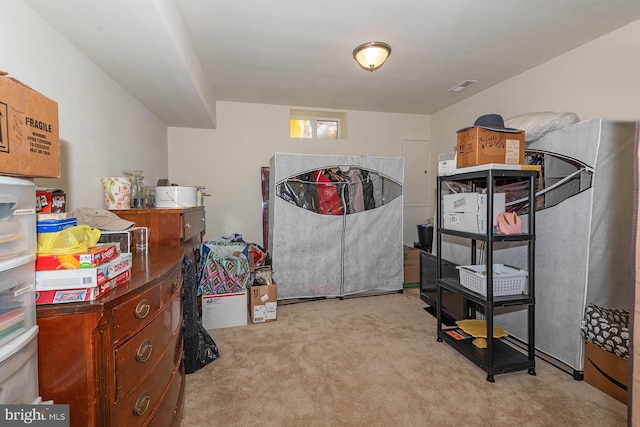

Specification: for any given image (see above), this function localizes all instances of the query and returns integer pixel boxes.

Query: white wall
[168,102,430,244]
[2,0,168,209]
[431,19,640,170]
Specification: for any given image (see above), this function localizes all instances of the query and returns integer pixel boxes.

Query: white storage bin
[154,186,197,208]
[0,176,36,260]
[0,254,35,347]
[0,326,39,404]
[457,264,528,296]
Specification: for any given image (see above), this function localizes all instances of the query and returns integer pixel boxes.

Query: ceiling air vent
[448,80,478,93]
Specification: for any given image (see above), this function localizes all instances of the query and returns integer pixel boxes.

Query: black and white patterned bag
[582,303,629,360]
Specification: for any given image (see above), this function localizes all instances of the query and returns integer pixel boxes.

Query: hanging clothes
[371,171,383,207]
[275,173,319,213]
[313,170,343,215]
[347,169,365,213]
[361,170,375,210]
[325,168,349,211]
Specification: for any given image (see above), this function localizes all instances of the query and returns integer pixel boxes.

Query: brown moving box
[0,71,60,178]
[403,246,420,286]
[584,341,628,404]
[456,127,525,168]
[248,283,277,324]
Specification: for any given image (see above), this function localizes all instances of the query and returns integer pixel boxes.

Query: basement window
[290,110,347,140]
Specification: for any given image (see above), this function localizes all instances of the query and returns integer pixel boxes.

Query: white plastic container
[0,254,36,347]
[0,325,39,404]
[0,176,36,259]
[155,186,198,208]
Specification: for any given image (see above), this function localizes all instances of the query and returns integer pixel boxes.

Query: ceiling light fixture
[353,41,391,72]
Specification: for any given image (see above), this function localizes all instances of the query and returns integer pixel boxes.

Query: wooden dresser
[36,246,185,427]
[111,207,206,257]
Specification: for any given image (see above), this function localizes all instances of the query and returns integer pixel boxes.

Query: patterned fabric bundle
[582,303,629,360]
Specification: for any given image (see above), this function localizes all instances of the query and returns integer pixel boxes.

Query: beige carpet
[182,289,626,426]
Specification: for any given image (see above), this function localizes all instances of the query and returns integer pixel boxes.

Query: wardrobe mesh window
[276,167,401,215]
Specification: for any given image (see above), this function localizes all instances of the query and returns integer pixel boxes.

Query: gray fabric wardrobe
[268,153,404,300]
[440,118,636,375]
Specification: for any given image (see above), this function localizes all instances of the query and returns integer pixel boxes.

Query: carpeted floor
[181,288,626,426]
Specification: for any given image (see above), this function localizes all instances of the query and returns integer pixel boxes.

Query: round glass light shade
[353,42,391,72]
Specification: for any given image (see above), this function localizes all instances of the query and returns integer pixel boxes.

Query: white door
[402,139,432,246]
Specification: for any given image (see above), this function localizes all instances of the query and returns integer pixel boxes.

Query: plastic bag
[183,257,219,374]
[36,225,101,255]
[198,235,250,295]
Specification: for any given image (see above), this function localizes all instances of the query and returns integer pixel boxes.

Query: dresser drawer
[182,209,205,243]
[114,306,181,402]
[161,265,182,305]
[112,284,161,344]
[149,365,184,427]
[113,335,182,427]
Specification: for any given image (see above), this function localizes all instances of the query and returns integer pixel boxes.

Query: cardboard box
[202,291,248,329]
[584,341,628,404]
[36,188,66,213]
[456,127,525,168]
[35,269,131,305]
[443,193,505,215]
[35,252,132,290]
[443,212,489,233]
[442,193,505,233]
[36,218,76,233]
[0,72,60,178]
[442,193,505,234]
[403,246,420,286]
[248,283,277,323]
[36,244,119,271]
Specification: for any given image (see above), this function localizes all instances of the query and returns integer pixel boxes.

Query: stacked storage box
[0,177,40,404]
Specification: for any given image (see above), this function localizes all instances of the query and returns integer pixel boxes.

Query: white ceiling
[22,0,640,129]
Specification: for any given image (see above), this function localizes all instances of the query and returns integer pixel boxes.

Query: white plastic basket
[456,264,528,296]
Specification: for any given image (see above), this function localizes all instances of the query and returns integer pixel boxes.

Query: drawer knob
[136,339,153,363]
[133,392,151,416]
[135,299,151,319]
[185,223,191,229]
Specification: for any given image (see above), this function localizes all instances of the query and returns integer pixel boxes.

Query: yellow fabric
[455,319,508,339]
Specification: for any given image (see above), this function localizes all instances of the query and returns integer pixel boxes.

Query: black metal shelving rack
[436,168,537,382]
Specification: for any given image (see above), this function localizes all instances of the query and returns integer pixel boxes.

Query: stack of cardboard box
[442,192,506,234]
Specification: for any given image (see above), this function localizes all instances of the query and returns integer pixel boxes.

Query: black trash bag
[183,257,219,374]
[185,323,219,374]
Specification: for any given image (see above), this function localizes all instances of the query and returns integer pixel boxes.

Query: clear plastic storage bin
[0,254,36,347]
[0,176,36,260]
[0,325,39,404]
